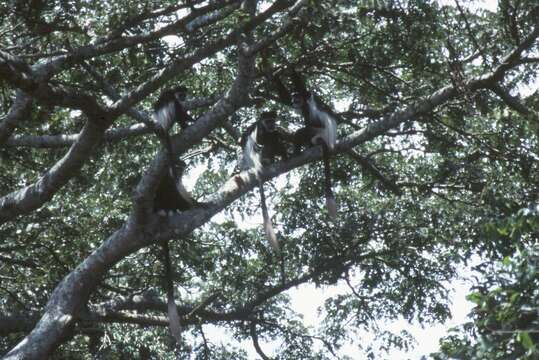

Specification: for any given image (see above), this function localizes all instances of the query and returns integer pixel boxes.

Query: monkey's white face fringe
[307,95,337,151]
[154,101,176,131]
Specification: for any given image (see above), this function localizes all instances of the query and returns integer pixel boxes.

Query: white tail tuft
[264,217,280,252]
[167,296,182,344]
[326,195,337,221]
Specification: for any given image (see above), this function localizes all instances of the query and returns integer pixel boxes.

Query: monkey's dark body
[154,169,193,213]
[293,126,322,154]
[152,86,198,344]
[152,86,197,215]
[153,86,194,130]
[241,121,289,165]
[239,112,289,251]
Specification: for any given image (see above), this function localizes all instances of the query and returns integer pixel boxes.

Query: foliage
[0,0,538,358]
[434,206,539,359]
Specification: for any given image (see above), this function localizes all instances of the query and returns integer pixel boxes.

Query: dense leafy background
[1,0,538,359]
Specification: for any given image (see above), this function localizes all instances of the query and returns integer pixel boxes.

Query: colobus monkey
[152,86,197,344]
[154,160,196,215]
[152,86,199,215]
[153,86,195,131]
[239,111,288,251]
[291,76,338,221]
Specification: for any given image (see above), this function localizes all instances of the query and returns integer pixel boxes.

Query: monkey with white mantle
[290,70,338,220]
[151,85,198,344]
[238,110,289,251]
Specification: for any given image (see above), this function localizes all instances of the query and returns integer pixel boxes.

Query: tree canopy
[1,0,538,359]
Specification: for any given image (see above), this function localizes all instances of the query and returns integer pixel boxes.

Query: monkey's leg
[321,143,337,221]
[161,241,182,344]
[259,182,279,252]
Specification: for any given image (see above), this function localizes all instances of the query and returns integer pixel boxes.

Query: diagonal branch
[2,20,258,359]
[4,12,537,360]
[491,84,535,116]
[247,0,307,55]
[0,118,110,224]
[0,91,32,146]
[346,149,402,195]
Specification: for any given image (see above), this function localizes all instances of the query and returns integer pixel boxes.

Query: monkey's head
[173,86,188,101]
[260,111,277,131]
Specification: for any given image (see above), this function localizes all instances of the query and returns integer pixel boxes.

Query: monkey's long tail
[161,241,182,345]
[259,182,279,252]
[322,143,337,221]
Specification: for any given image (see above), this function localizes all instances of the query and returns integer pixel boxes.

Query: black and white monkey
[290,72,338,220]
[154,160,196,215]
[152,85,197,209]
[152,85,199,215]
[153,160,195,344]
[151,86,197,344]
[153,85,195,131]
[239,111,289,251]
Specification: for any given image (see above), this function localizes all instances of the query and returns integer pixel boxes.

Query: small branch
[0,91,32,146]
[491,84,534,116]
[346,149,402,195]
[250,321,272,360]
[247,0,307,55]
[185,293,221,320]
[0,254,38,268]
[4,123,150,148]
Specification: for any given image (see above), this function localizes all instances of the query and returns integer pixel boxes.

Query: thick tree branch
[0,51,108,116]
[491,84,534,116]
[0,91,32,146]
[3,22,257,359]
[0,2,292,222]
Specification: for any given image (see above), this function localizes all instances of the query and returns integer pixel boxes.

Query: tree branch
[0,91,32,146]
[3,17,258,358]
[346,149,402,195]
[250,321,272,360]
